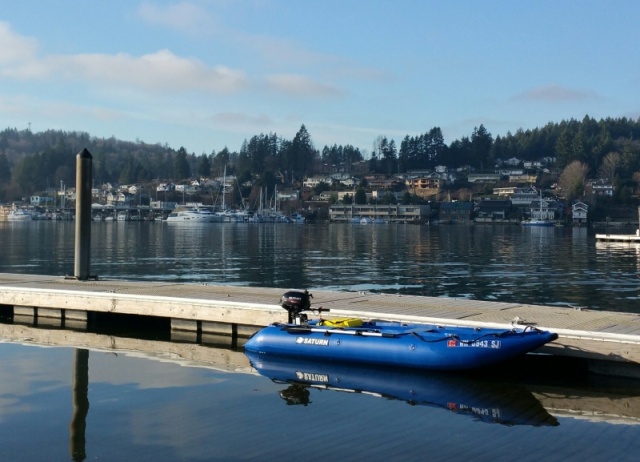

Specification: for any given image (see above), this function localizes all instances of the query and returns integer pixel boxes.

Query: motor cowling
[281,290,312,323]
[281,290,312,312]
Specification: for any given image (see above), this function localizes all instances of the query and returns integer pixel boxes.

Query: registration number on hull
[448,339,502,349]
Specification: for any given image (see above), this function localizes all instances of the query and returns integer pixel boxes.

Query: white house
[529,195,555,220]
[572,201,588,224]
[589,180,614,197]
[340,177,359,188]
[157,182,174,192]
[303,176,333,188]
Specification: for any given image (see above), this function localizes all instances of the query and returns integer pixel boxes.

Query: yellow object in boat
[319,318,363,328]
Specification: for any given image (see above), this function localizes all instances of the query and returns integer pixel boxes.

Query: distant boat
[165,208,223,223]
[7,207,32,221]
[359,217,386,224]
[522,218,555,227]
[290,212,305,224]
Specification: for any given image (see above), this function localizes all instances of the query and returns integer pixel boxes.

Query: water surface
[1,221,639,461]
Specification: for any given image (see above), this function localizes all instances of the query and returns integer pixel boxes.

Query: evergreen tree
[174,147,191,180]
[572,129,587,165]
[213,147,231,176]
[288,124,316,179]
[197,153,212,178]
[471,125,493,170]
[555,129,572,168]
[0,152,10,183]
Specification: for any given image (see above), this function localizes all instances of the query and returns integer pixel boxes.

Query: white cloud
[0,28,248,96]
[137,1,218,35]
[52,49,248,94]
[212,111,272,127]
[0,21,38,64]
[265,74,343,98]
[514,84,599,103]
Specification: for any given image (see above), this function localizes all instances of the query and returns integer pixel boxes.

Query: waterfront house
[528,195,555,221]
[329,204,430,223]
[475,200,513,222]
[572,201,588,224]
[510,186,539,206]
[107,192,134,207]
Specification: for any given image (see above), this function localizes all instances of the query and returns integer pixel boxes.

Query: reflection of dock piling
[70,349,89,462]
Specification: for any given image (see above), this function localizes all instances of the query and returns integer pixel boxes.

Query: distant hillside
[2,115,640,205]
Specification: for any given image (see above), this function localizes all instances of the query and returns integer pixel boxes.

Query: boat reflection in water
[245,352,558,427]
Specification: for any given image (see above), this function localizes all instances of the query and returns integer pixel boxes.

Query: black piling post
[74,149,93,280]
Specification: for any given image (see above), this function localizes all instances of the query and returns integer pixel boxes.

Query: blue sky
[1,0,638,156]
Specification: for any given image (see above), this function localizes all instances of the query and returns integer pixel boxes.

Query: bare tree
[598,151,621,182]
[558,160,589,202]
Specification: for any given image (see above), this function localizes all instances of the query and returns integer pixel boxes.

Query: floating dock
[596,206,640,242]
[595,232,640,243]
[1,272,640,378]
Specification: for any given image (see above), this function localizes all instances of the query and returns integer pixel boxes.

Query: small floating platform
[595,233,640,243]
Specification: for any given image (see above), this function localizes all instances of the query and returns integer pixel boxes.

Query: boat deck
[1,272,640,376]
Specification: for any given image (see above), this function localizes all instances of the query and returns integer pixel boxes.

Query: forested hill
[0,129,180,197]
[1,115,640,203]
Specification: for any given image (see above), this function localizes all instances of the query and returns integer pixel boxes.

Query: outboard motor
[281,290,313,324]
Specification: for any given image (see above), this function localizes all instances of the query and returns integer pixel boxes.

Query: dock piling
[73,149,93,280]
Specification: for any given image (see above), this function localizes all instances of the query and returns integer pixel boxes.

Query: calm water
[1,221,640,461]
[1,221,639,312]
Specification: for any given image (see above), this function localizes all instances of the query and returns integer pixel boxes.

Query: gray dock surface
[2,272,640,376]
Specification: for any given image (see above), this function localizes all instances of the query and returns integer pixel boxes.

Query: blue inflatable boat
[244,291,558,371]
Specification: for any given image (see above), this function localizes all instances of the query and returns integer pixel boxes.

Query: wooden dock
[2,272,640,377]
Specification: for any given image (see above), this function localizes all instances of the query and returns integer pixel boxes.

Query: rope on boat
[281,324,544,343]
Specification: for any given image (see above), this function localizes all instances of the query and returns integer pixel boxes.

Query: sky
[1,0,639,157]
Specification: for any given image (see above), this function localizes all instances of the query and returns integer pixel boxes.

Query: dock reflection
[246,352,558,427]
